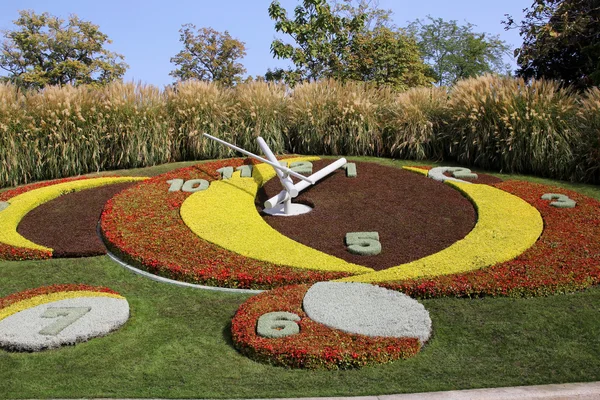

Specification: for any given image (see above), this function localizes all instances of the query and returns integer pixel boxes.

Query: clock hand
[264,157,347,210]
[202,133,313,184]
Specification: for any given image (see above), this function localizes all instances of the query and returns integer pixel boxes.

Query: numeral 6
[256,311,300,338]
[345,232,381,255]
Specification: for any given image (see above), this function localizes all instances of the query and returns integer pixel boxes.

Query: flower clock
[0,150,598,368]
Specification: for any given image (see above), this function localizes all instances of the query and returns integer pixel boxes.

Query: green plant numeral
[39,306,91,336]
[0,201,9,212]
[166,179,184,192]
[167,179,209,192]
[345,232,381,255]
[541,193,576,208]
[217,166,234,179]
[236,165,253,178]
[345,163,357,177]
[290,161,313,175]
[447,167,477,180]
[256,312,300,338]
[182,179,209,192]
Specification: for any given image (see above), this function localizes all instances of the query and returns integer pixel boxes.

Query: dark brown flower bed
[257,161,478,271]
[16,183,136,257]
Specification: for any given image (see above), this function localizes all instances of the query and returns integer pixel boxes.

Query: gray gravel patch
[0,296,129,351]
[303,282,432,343]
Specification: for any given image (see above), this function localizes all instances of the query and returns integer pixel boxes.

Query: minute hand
[202,133,313,184]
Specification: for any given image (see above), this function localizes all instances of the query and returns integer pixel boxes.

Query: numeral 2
[541,193,576,208]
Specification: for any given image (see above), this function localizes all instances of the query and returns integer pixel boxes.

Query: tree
[503,0,600,90]
[170,24,246,87]
[408,16,510,86]
[331,0,395,31]
[343,26,433,89]
[0,10,127,90]
[267,0,432,89]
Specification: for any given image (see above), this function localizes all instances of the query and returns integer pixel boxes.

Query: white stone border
[106,251,264,295]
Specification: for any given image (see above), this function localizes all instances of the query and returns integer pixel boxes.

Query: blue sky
[0,0,529,88]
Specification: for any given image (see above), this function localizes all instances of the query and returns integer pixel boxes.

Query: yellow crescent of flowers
[0,177,147,253]
[341,166,543,282]
[181,157,374,274]
[0,291,125,321]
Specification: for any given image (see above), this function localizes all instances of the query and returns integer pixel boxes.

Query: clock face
[0,156,597,296]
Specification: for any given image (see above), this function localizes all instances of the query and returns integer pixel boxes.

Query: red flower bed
[0,284,119,309]
[0,176,118,261]
[100,159,351,290]
[382,180,600,297]
[231,284,421,369]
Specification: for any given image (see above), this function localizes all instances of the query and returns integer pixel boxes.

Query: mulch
[17,182,136,257]
[257,161,499,271]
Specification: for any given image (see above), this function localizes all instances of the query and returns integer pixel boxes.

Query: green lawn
[1,157,599,398]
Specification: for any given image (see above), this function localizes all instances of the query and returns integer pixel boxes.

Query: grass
[1,157,599,398]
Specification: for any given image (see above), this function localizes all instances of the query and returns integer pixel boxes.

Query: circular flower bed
[0,284,128,351]
[231,284,421,369]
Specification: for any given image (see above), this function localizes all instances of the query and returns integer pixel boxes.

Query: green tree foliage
[408,16,510,86]
[170,24,247,87]
[332,0,394,30]
[504,0,600,90]
[344,26,433,89]
[0,10,127,90]
[267,0,432,89]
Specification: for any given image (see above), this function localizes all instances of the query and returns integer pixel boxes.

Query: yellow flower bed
[180,158,373,275]
[402,166,429,176]
[0,291,125,321]
[341,180,543,282]
[0,177,147,252]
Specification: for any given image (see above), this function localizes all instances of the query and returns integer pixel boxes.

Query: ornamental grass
[381,86,449,161]
[285,79,389,156]
[165,80,235,160]
[574,87,600,183]
[2,76,600,189]
[445,75,577,180]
